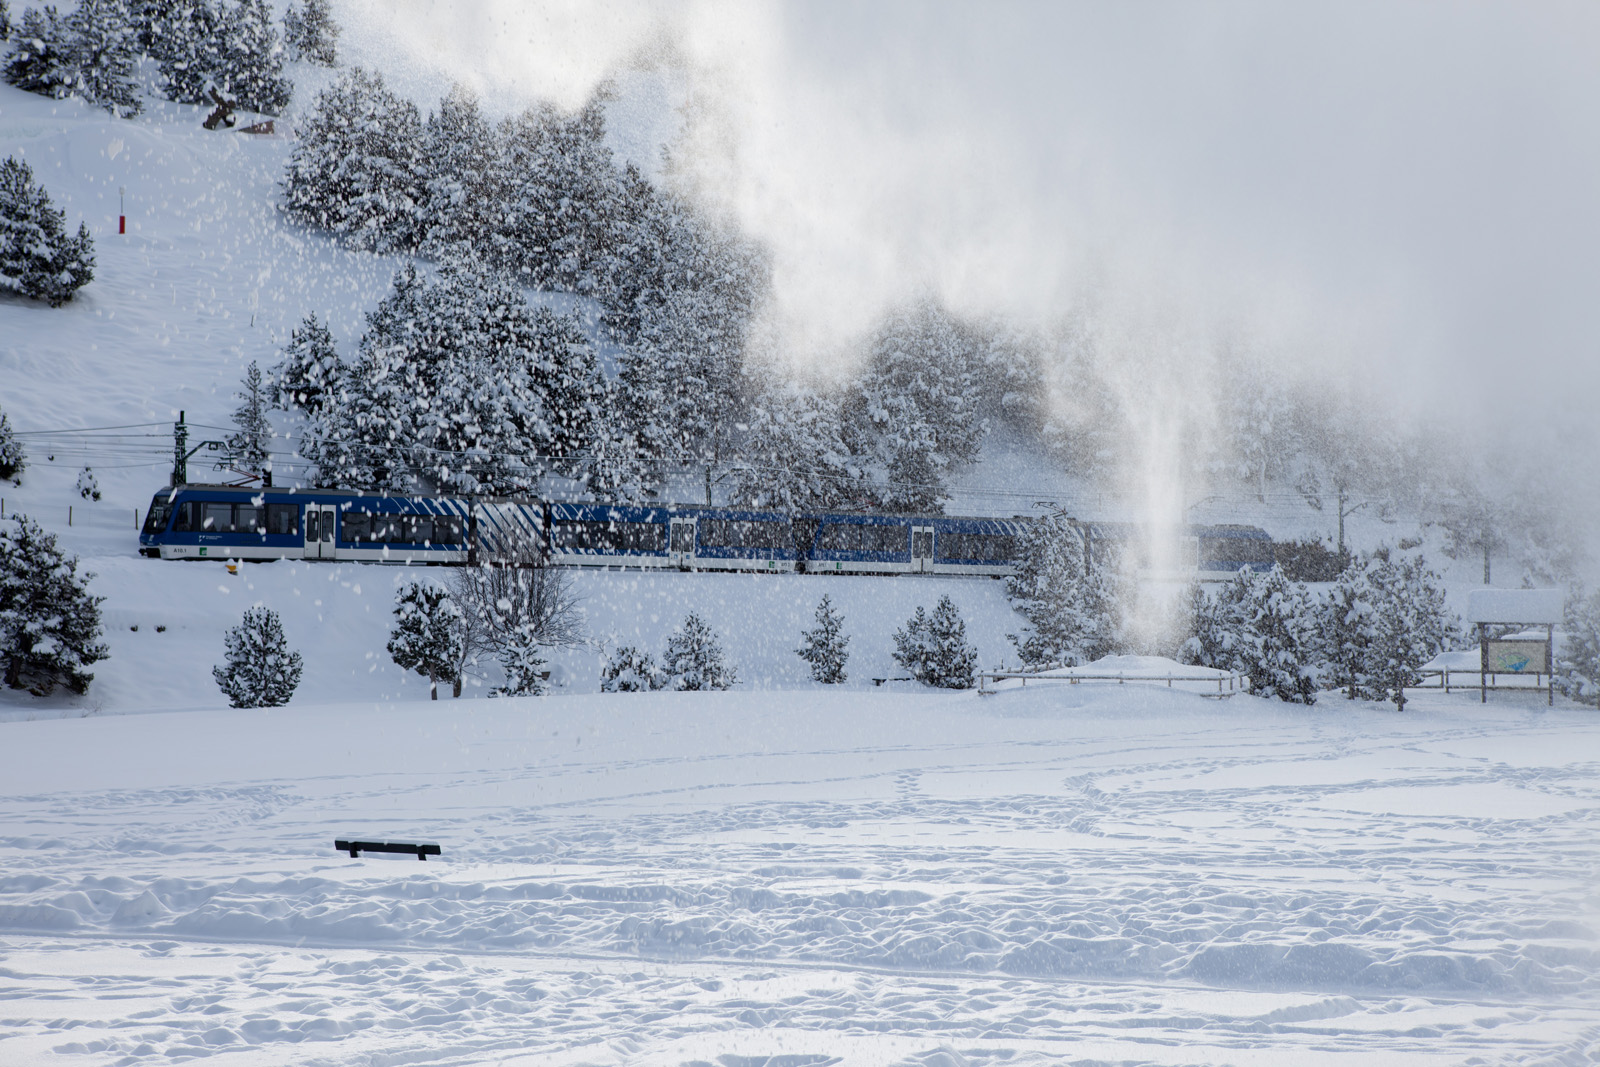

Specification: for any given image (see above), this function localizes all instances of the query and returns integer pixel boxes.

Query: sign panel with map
[1485,640,1549,674]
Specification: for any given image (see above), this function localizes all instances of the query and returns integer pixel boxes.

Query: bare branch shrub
[450,535,584,687]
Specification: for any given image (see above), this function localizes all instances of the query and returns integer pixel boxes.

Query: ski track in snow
[3,691,1599,1065]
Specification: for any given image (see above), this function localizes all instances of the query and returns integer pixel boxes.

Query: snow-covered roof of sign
[1464,588,1564,624]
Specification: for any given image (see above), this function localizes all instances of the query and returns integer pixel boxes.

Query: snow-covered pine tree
[1317,551,1378,700]
[0,515,107,696]
[227,361,272,481]
[600,645,661,692]
[923,595,977,689]
[282,66,425,251]
[796,594,849,684]
[0,155,95,306]
[282,0,337,65]
[1180,572,1249,672]
[211,606,301,707]
[661,613,737,691]
[62,0,141,116]
[729,378,867,512]
[217,0,290,115]
[271,311,340,416]
[893,605,932,682]
[1006,515,1121,668]
[1556,589,1600,708]
[494,622,547,697]
[0,1,11,41]
[417,84,501,256]
[1236,566,1319,704]
[1362,551,1454,711]
[844,297,986,513]
[3,5,74,99]
[75,466,99,500]
[149,0,225,106]
[387,581,464,700]
[0,405,26,483]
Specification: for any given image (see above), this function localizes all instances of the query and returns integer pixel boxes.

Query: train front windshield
[142,494,174,536]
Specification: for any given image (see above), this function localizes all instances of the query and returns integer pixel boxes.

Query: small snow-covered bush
[600,645,661,693]
[895,595,976,689]
[387,581,463,700]
[796,594,849,684]
[0,155,95,306]
[494,622,547,697]
[0,406,25,483]
[661,613,737,691]
[212,606,302,708]
[1,514,107,696]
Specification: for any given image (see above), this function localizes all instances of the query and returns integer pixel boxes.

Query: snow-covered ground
[3,684,1598,1065]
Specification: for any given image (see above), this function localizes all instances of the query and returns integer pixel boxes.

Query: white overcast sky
[347,0,1600,444]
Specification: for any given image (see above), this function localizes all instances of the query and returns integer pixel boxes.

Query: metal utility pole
[172,411,188,486]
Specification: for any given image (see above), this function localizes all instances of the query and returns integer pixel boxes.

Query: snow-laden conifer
[0,1,11,41]
[218,0,290,115]
[417,84,500,255]
[662,613,737,691]
[282,0,337,65]
[1180,572,1249,672]
[283,66,425,251]
[1557,589,1600,708]
[1318,552,1378,700]
[895,595,977,689]
[0,405,26,483]
[271,312,340,416]
[1006,515,1120,668]
[212,606,301,708]
[62,0,141,116]
[149,0,224,106]
[387,581,463,700]
[1,515,107,696]
[1361,550,1455,711]
[600,645,661,692]
[0,155,94,306]
[1236,566,1319,704]
[75,465,99,501]
[227,361,272,481]
[730,379,867,512]
[4,6,74,99]
[796,594,849,684]
[494,623,547,697]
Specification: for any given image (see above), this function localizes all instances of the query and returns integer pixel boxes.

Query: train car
[798,513,1028,576]
[138,485,541,564]
[1079,521,1276,578]
[546,501,797,572]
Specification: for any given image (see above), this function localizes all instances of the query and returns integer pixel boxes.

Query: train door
[303,505,337,559]
[669,517,697,570]
[912,525,934,573]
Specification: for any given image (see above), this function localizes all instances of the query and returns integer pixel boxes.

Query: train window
[699,519,785,549]
[624,522,665,551]
[1200,536,1274,564]
[435,517,464,544]
[236,505,263,534]
[201,503,233,532]
[817,524,858,551]
[940,532,1017,561]
[343,512,371,542]
[142,500,173,535]
[372,516,403,542]
[863,526,907,554]
[172,502,197,532]
[266,504,298,536]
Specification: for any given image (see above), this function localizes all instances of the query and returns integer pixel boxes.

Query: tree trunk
[429,669,437,700]
[1482,544,1491,585]
[452,676,462,698]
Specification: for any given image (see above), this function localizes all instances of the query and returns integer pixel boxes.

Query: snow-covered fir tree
[600,645,661,692]
[270,311,340,416]
[75,466,99,500]
[217,0,290,115]
[3,6,74,99]
[0,155,94,306]
[211,606,301,707]
[1006,515,1121,668]
[494,623,547,697]
[282,0,337,65]
[1557,589,1600,708]
[0,405,25,483]
[148,0,225,106]
[0,515,107,696]
[1318,552,1378,700]
[661,613,737,691]
[387,581,464,700]
[729,378,867,512]
[227,361,272,481]
[1237,566,1319,704]
[1361,550,1454,711]
[0,1,11,41]
[1179,573,1250,672]
[417,84,502,256]
[62,0,141,117]
[894,595,977,689]
[845,297,986,512]
[282,66,425,251]
[796,594,849,684]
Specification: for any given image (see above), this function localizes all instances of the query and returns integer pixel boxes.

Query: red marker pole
[119,186,125,234]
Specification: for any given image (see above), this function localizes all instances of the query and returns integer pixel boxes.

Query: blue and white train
[138,484,1278,578]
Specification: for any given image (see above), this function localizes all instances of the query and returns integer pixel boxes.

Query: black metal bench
[335,839,441,861]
